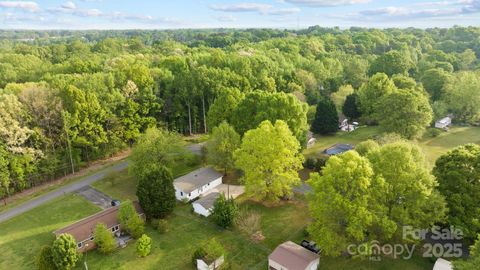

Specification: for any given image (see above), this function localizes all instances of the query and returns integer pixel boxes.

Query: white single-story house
[435,116,452,129]
[193,192,219,217]
[174,167,223,201]
[269,241,320,270]
[433,258,453,270]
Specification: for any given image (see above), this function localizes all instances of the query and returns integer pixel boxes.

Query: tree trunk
[202,95,207,134]
[188,104,192,135]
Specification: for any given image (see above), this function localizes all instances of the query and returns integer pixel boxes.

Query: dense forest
[0,26,479,201]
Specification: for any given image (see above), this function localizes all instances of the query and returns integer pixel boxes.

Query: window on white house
[77,242,83,248]
[90,236,94,241]
[188,193,191,197]
[111,227,115,232]
[180,191,183,196]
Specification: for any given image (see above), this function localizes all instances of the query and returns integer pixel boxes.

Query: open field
[0,194,100,269]
[305,125,480,166]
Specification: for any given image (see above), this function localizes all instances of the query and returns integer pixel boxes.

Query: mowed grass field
[0,194,100,269]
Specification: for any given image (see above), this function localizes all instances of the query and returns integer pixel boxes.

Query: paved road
[0,161,128,223]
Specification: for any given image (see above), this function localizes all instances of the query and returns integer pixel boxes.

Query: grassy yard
[0,194,100,269]
[305,125,480,166]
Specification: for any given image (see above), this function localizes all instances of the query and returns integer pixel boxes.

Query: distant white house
[433,258,453,270]
[269,241,320,270]
[435,116,452,129]
[339,117,358,132]
[306,131,316,149]
[174,167,223,201]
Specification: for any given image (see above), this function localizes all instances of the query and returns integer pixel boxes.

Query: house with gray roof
[173,167,223,201]
[192,192,220,217]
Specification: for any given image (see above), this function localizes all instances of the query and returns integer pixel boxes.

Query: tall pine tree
[136,166,176,219]
[311,96,339,135]
[342,93,361,119]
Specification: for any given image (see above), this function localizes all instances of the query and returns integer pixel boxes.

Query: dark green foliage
[311,97,339,135]
[433,144,480,239]
[36,245,56,270]
[211,194,238,228]
[136,166,176,219]
[342,94,361,119]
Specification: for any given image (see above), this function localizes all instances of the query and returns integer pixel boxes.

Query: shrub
[304,157,317,170]
[314,157,327,171]
[211,194,238,228]
[36,245,56,270]
[52,234,79,270]
[136,234,152,257]
[425,128,441,138]
[94,223,116,254]
[151,219,168,234]
[355,140,380,156]
[235,208,261,236]
[118,200,144,239]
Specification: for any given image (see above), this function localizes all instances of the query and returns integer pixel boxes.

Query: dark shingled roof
[174,167,223,193]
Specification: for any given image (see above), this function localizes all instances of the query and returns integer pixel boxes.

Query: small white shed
[174,167,223,201]
[192,192,220,217]
[435,117,452,129]
[433,258,453,270]
[196,255,224,270]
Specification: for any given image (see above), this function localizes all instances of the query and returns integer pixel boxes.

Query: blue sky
[0,0,479,29]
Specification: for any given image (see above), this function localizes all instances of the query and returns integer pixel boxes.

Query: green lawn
[0,194,100,269]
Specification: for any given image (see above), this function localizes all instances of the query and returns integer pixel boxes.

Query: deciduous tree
[211,194,238,228]
[206,122,240,175]
[51,234,79,270]
[94,223,116,254]
[234,120,303,202]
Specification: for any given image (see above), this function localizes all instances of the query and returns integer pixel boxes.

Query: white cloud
[61,1,76,10]
[267,7,301,15]
[210,3,272,13]
[215,14,237,22]
[284,0,370,7]
[0,1,39,12]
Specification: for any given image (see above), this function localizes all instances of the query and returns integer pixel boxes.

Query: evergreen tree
[311,97,339,135]
[211,194,238,228]
[136,166,176,219]
[342,93,361,119]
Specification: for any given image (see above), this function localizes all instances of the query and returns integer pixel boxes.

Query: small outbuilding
[192,192,220,217]
[269,241,320,270]
[435,116,452,129]
[433,258,453,270]
[174,167,223,201]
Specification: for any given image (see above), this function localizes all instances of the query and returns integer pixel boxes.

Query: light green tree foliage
[206,122,240,174]
[136,234,152,257]
[307,151,382,256]
[118,200,145,238]
[377,89,433,139]
[434,144,480,238]
[368,50,413,77]
[442,71,480,123]
[129,127,186,179]
[51,234,79,270]
[0,146,10,203]
[207,88,245,129]
[231,91,308,143]
[367,142,446,233]
[0,94,39,156]
[331,85,354,111]
[355,140,380,156]
[357,73,396,123]
[454,234,480,270]
[94,223,116,254]
[234,120,304,202]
